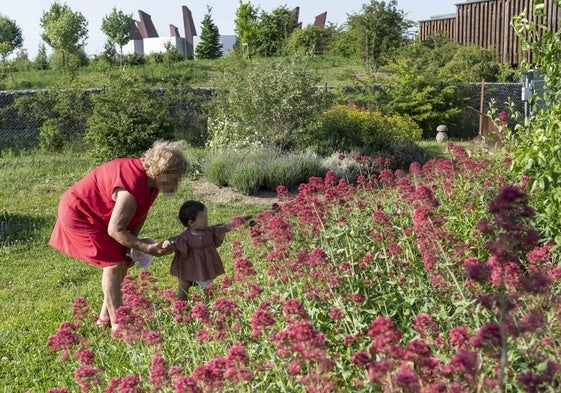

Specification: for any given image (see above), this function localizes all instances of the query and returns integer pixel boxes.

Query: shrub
[227,159,265,195]
[377,139,427,170]
[204,148,323,194]
[508,3,561,244]
[320,152,366,184]
[9,87,92,150]
[207,58,323,151]
[306,104,422,156]
[39,118,64,152]
[85,71,175,162]
[203,150,241,186]
[263,150,322,190]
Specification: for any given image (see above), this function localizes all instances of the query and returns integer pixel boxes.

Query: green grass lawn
[5,55,366,90]
[0,150,265,391]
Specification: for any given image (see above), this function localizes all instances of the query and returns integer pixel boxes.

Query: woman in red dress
[49,140,189,331]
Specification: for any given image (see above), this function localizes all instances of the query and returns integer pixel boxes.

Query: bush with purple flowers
[36,143,561,392]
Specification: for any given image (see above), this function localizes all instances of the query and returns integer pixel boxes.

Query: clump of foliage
[85,71,175,162]
[8,86,92,151]
[305,103,422,156]
[204,148,322,194]
[207,58,323,151]
[508,0,561,244]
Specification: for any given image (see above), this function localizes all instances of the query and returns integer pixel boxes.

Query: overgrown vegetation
[85,71,175,162]
[507,1,561,244]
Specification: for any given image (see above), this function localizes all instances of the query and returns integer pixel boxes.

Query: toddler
[164,200,250,302]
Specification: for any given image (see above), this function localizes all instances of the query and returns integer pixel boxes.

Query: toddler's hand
[161,239,174,249]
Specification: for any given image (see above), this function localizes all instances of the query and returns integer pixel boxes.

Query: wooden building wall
[418,0,561,65]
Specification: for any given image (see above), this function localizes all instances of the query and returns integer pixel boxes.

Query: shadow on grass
[0,211,51,246]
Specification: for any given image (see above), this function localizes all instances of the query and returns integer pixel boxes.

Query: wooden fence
[418,0,561,65]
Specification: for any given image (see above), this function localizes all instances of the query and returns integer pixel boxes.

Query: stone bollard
[436,125,448,143]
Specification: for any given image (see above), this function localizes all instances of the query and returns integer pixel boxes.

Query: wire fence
[0,83,524,152]
[0,87,212,152]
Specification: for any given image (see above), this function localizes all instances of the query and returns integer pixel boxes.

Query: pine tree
[196,6,222,59]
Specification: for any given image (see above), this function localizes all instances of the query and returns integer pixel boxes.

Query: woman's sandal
[96,318,112,328]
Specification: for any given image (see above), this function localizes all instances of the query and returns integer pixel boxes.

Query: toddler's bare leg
[203,288,210,304]
[177,279,192,301]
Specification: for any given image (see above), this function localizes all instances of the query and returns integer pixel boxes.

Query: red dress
[49,158,158,267]
[169,225,229,282]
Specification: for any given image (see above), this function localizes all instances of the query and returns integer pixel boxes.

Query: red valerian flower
[46,321,80,361]
[392,363,421,393]
[71,297,90,325]
[173,376,202,393]
[75,362,104,393]
[149,356,170,389]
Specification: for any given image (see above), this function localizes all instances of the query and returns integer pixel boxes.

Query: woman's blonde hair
[141,140,189,178]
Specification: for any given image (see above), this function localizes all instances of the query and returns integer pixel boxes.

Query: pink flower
[329,308,344,320]
[351,351,371,368]
[234,258,257,279]
[250,309,276,338]
[145,330,162,345]
[74,364,103,393]
[471,323,502,354]
[149,356,170,389]
[196,329,213,342]
[46,322,80,361]
[449,325,471,349]
[367,317,401,353]
[230,216,246,230]
[448,350,479,375]
[392,363,420,393]
[282,299,308,322]
[227,344,249,365]
[117,375,142,392]
[191,304,210,325]
[74,349,95,366]
[526,245,552,264]
[174,376,202,393]
[71,297,90,325]
[412,313,439,339]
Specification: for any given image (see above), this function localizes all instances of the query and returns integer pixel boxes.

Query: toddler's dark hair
[178,200,206,227]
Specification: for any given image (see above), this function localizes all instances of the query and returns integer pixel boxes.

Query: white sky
[1,0,457,58]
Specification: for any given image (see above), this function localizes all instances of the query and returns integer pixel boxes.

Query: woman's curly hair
[141,140,189,178]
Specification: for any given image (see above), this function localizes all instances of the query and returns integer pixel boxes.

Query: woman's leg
[177,279,192,301]
[100,261,128,329]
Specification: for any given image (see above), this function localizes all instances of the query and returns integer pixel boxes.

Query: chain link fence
[0,88,211,152]
[0,83,523,152]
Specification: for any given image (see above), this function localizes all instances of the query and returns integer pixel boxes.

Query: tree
[0,14,23,82]
[40,2,88,69]
[284,25,337,56]
[253,6,298,57]
[101,7,133,66]
[0,14,23,61]
[33,43,50,70]
[196,7,222,59]
[234,1,259,56]
[347,0,412,72]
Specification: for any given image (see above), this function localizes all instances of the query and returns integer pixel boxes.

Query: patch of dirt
[189,178,279,206]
